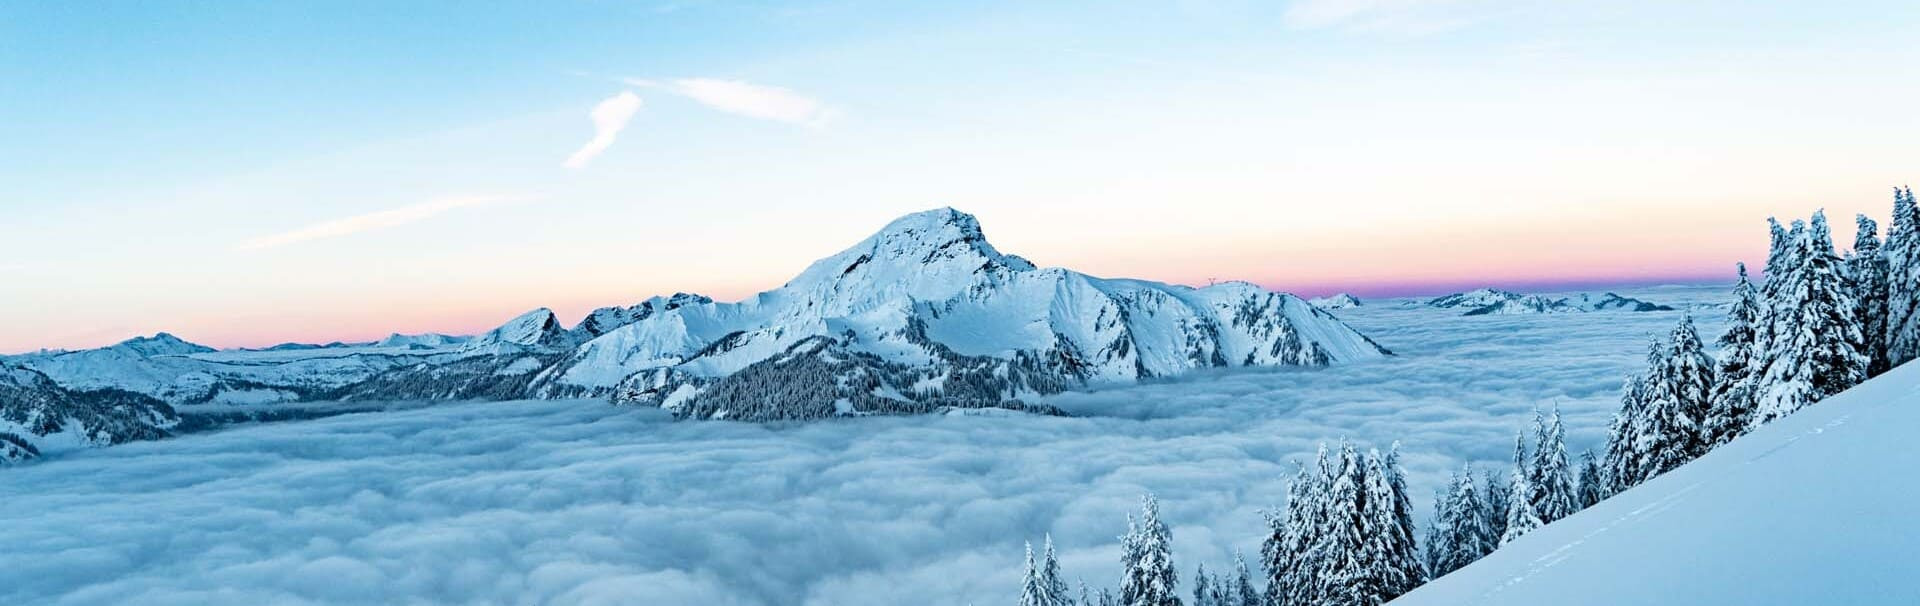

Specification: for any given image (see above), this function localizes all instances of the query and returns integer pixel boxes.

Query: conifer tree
[1498,459,1543,546]
[1039,535,1070,606]
[1120,494,1181,606]
[1527,407,1578,523]
[1422,497,1448,578]
[1846,214,1892,376]
[1430,466,1494,576]
[1603,372,1651,492]
[1193,564,1213,606]
[1229,551,1259,606]
[1574,450,1605,510]
[1480,468,1509,541]
[1023,542,1048,606]
[1884,187,1920,366]
[1641,316,1716,476]
[1752,212,1868,426]
[1318,442,1378,605]
[1707,264,1763,446]
[1379,444,1425,591]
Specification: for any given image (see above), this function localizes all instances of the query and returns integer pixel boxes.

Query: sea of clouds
[0,285,1733,605]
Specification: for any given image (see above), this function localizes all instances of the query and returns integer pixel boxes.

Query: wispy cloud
[235,195,512,251]
[563,91,644,169]
[624,77,831,127]
[1282,0,1486,34]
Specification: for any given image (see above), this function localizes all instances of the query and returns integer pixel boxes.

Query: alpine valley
[1,208,1389,461]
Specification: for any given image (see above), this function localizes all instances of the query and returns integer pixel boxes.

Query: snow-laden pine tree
[1603,372,1652,493]
[1641,316,1716,476]
[1883,187,1920,366]
[1120,494,1181,606]
[1422,497,1447,578]
[1752,212,1868,426]
[1430,466,1494,577]
[1318,443,1379,605]
[1363,448,1425,599]
[1379,444,1426,592]
[1228,551,1259,606]
[1480,467,1509,541]
[1846,214,1892,377]
[1706,264,1763,446]
[1023,542,1048,606]
[1264,459,1321,606]
[1527,407,1578,523]
[1498,469,1543,545]
[1035,535,1071,606]
[1574,450,1605,510]
[1192,564,1212,606]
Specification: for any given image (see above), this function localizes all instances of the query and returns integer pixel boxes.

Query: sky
[3,0,1919,352]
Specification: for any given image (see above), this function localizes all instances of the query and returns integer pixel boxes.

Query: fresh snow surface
[0,284,1731,605]
[1393,355,1920,606]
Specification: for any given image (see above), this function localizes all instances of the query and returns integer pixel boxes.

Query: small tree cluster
[1262,442,1424,606]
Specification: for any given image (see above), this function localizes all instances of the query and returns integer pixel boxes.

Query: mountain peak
[781,208,1035,306]
[114,332,215,357]
[462,308,571,353]
[862,207,1014,266]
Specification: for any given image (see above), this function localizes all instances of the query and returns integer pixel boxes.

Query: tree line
[1014,186,1917,605]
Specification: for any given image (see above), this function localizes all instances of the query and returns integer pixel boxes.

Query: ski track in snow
[0,285,1732,605]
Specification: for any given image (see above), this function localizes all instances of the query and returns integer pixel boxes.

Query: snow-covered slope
[1310,293,1363,309]
[527,208,1390,418]
[1391,361,1920,606]
[1,361,178,463]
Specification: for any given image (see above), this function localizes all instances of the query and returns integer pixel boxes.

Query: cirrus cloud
[564,91,644,169]
[625,77,831,127]
[235,195,516,251]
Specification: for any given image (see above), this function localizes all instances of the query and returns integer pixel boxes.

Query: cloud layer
[563,91,644,169]
[0,285,1732,605]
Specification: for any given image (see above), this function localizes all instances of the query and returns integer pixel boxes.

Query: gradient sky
[4,1,1919,353]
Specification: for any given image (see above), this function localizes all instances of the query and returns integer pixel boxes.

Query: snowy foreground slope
[1392,359,1920,606]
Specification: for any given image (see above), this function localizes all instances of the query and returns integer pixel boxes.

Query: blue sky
[4,1,1919,351]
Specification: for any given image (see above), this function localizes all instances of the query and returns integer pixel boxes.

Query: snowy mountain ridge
[1427,288,1673,316]
[1309,293,1363,309]
[3,208,1390,427]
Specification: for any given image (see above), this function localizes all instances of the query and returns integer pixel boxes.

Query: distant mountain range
[1425,288,1675,316]
[2,208,1391,459]
[1309,293,1363,309]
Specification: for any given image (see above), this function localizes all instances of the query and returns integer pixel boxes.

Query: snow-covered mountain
[1,361,178,464]
[1428,289,1578,315]
[1309,293,1363,309]
[1391,359,1920,606]
[459,308,575,355]
[1427,288,1673,316]
[4,208,1391,423]
[528,208,1391,419]
[1564,292,1675,312]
